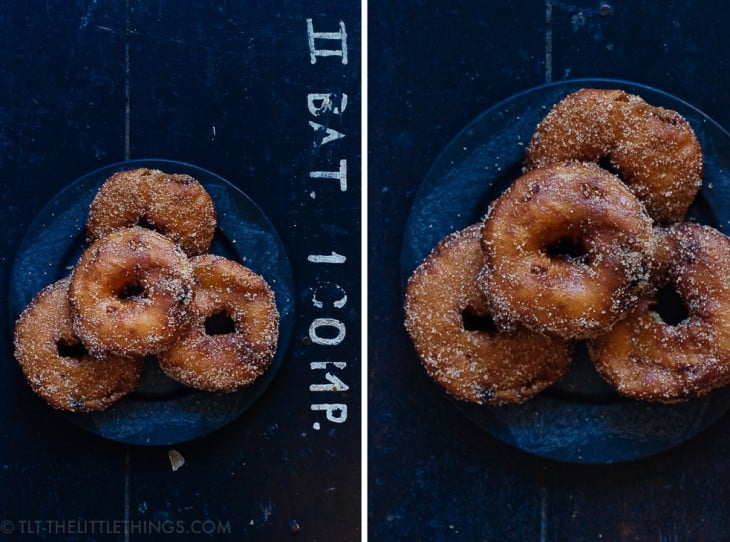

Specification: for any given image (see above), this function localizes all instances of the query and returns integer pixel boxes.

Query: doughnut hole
[649,285,689,326]
[136,216,162,235]
[56,339,89,359]
[597,156,621,178]
[462,309,497,333]
[544,234,590,265]
[204,309,236,335]
[116,281,147,301]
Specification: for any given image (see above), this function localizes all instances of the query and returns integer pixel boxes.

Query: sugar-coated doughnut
[87,168,217,255]
[525,88,703,224]
[158,255,279,393]
[69,226,194,358]
[589,223,730,402]
[14,278,143,412]
[479,161,654,339]
[404,225,573,404]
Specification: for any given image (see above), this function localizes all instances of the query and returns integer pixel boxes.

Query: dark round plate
[401,79,730,464]
[9,159,295,446]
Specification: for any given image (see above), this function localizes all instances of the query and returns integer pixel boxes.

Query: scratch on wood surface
[260,501,274,523]
[124,446,130,542]
[124,0,131,160]
[540,484,548,542]
[545,0,553,83]
[79,0,98,30]
[658,525,680,542]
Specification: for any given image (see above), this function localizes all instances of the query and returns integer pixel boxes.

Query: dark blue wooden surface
[0,2,360,541]
[370,1,730,541]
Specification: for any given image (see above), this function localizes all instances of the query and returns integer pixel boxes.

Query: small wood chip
[168,449,185,471]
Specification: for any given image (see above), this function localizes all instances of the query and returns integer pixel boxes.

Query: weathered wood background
[0,2,361,541]
[369,1,730,540]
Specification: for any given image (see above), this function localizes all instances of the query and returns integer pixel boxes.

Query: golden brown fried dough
[69,227,194,359]
[159,255,279,393]
[404,225,573,405]
[589,223,730,402]
[14,278,143,412]
[479,162,654,339]
[525,88,703,224]
[87,168,217,256]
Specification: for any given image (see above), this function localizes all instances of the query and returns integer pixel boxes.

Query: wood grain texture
[1,1,360,540]
[369,0,730,540]
[0,2,128,537]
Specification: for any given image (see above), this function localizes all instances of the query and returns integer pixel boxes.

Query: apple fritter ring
[69,227,195,359]
[478,162,655,339]
[404,224,573,405]
[158,255,279,393]
[524,88,703,224]
[589,223,730,403]
[14,278,143,412]
[86,168,217,256]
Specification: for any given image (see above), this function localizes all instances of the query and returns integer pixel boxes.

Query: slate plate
[401,79,730,463]
[9,159,294,446]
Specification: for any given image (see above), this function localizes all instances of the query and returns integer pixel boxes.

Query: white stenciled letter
[311,283,348,309]
[309,121,345,146]
[310,159,347,191]
[307,93,348,117]
[306,19,348,65]
[307,252,346,264]
[311,403,348,423]
[309,318,346,346]
[310,361,347,370]
[310,374,349,392]
[310,361,349,392]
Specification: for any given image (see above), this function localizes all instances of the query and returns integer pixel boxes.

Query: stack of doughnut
[14,168,279,412]
[405,88,730,405]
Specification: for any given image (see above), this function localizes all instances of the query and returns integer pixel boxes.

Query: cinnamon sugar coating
[14,278,143,412]
[69,227,195,359]
[479,162,654,339]
[525,88,703,224]
[589,223,730,403]
[87,168,217,256]
[404,225,573,405]
[159,255,279,393]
